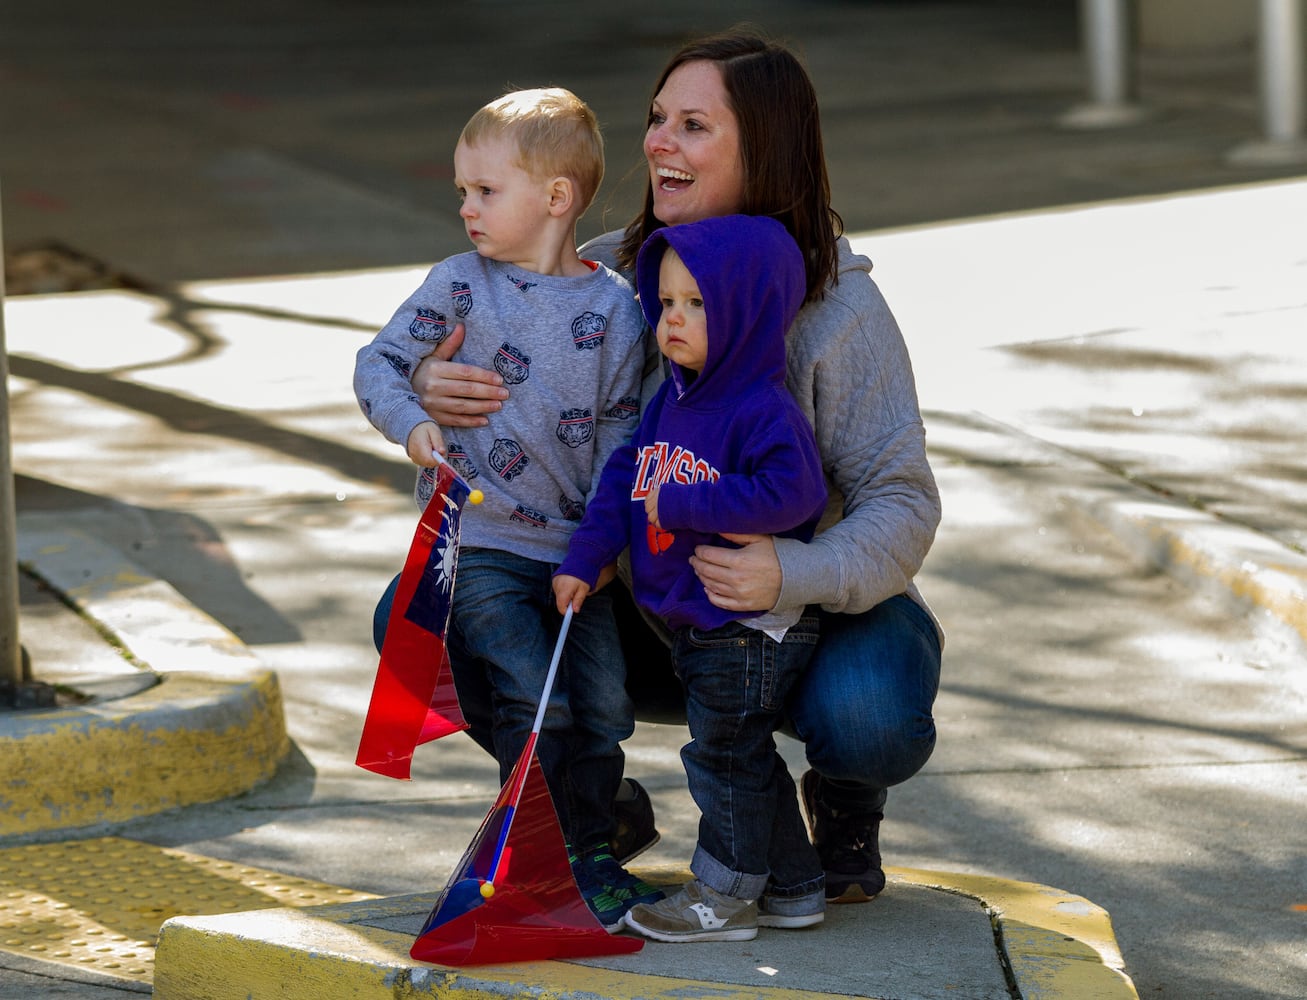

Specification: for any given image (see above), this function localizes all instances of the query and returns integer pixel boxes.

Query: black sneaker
[611,778,660,864]
[587,850,665,908]
[568,851,627,931]
[801,769,886,903]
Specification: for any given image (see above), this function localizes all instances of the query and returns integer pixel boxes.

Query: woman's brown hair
[617,27,844,303]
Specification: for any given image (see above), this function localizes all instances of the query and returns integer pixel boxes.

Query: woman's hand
[689,532,782,612]
[412,324,509,426]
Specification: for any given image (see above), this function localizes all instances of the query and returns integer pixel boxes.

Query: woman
[396,28,943,917]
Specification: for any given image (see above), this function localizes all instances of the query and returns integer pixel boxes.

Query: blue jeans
[784,594,942,815]
[674,615,824,902]
[374,581,941,822]
[375,549,632,851]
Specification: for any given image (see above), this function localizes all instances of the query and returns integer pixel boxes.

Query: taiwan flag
[356,462,470,778]
[410,607,644,966]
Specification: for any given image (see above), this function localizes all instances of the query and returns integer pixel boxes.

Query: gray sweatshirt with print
[354,252,646,565]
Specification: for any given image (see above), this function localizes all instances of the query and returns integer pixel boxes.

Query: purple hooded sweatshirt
[556,215,828,631]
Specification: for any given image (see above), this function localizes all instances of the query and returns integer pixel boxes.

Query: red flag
[356,463,471,778]
[411,735,643,965]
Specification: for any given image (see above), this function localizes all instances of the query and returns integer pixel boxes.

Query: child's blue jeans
[673,612,824,902]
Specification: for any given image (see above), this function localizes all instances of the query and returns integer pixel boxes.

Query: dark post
[0,179,23,690]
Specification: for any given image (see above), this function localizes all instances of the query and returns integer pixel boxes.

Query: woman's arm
[410,324,510,427]
[775,271,940,614]
[692,262,940,617]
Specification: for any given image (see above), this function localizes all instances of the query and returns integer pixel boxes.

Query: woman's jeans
[673,615,824,901]
[785,594,942,816]
[374,577,941,822]
[376,548,632,852]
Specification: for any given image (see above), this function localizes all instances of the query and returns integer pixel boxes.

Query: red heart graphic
[646,523,675,555]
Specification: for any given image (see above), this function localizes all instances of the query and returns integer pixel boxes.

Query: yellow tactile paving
[0,837,376,984]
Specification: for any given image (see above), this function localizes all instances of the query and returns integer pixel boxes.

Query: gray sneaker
[623,880,758,942]
[758,889,825,928]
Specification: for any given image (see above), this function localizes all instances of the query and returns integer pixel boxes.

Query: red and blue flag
[356,462,470,778]
[360,477,645,964]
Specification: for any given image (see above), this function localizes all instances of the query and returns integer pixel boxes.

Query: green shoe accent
[588,852,665,906]
[569,854,626,930]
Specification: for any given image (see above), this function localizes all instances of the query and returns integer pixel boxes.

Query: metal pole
[1260,0,1306,142]
[1,177,24,689]
[1229,0,1307,163]
[1061,0,1150,128]
[1084,0,1135,106]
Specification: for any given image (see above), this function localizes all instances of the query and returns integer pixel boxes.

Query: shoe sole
[615,831,660,865]
[622,915,757,943]
[827,884,878,904]
[757,912,824,929]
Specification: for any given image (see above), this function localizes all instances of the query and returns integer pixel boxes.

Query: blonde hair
[460,87,605,212]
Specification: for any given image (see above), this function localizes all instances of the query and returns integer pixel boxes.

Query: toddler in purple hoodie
[554,214,829,942]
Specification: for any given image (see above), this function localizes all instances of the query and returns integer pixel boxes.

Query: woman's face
[643,60,746,226]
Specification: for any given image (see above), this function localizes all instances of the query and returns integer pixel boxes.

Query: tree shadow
[15,472,301,645]
[8,353,411,498]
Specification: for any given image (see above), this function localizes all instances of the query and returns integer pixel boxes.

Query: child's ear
[547,176,574,217]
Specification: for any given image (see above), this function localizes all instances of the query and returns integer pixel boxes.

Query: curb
[1081,494,1307,647]
[152,867,1137,1000]
[0,669,287,839]
[894,868,1137,1000]
[4,523,289,839]
[931,410,1307,651]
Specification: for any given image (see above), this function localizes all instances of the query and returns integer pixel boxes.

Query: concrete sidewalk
[13,174,1307,994]
[6,396,1137,1000]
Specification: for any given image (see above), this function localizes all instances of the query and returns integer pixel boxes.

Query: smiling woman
[641,60,746,228]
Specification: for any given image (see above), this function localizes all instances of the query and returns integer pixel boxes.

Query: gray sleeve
[589,294,646,495]
[353,265,446,448]
[775,274,941,615]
